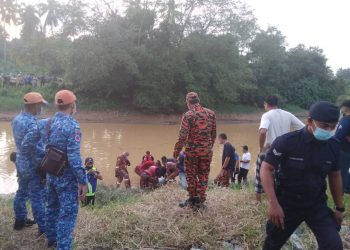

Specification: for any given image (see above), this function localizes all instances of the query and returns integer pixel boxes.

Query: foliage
[0,0,348,113]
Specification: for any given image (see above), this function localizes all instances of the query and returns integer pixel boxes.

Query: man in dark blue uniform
[12,92,47,234]
[261,101,344,250]
[45,90,87,249]
[335,100,350,193]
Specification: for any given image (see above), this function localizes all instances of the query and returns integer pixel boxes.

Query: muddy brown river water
[0,122,259,194]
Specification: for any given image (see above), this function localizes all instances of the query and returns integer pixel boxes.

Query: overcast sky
[9,0,350,72]
[244,0,350,72]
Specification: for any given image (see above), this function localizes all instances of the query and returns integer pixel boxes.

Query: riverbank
[0,109,308,124]
[1,185,350,249]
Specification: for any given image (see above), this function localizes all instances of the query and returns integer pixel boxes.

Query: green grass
[0,85,119,112]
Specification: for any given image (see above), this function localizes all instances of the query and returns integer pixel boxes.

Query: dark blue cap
[309,101,339,123]
[85,157,94,164]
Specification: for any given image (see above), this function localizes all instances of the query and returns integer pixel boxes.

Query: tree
[0,0,20,61]
[60,0,88,38]
[247,27,288,104]
[39,0,63,36]
[285,45,334,108]
[19,5,41,40]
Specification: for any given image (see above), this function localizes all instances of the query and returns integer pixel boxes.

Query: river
[0,122,259,194]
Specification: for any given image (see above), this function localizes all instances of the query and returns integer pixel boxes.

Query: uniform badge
[75,129,81,142]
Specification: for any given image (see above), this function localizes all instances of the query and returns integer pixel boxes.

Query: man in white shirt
[259,96,305,153]
[238,145,251,184]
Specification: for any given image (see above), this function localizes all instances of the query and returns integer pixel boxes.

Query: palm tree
[39,0,63,36]
[0,0,20,61]
[19,5,41,40]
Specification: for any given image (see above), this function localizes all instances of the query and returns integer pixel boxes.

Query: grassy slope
[1,185,350,249]
[0,86,306,115]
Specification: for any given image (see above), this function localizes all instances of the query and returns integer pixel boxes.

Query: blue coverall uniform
[334,116,350,193]
[45,112,87,249]
[12,112,46,233]
[263,127,343,250]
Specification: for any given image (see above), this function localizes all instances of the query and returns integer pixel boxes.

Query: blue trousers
[14,172,46,232]
[263,201,342,250]
[46,180,79,250]
[179,172,187,190]
[339,150,350,193]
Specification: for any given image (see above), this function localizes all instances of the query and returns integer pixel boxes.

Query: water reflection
[0,122,259,194]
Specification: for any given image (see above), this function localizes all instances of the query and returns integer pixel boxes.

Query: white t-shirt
[241,152,251,170]
[259,109,304,145]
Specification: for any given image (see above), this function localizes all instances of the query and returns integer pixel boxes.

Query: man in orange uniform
[174,92,216,209]
[115,152,131,189]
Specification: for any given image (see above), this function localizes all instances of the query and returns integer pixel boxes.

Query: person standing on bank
[257,95,304,201]
[45,90,87,249]
[261,101,344,250]
[238,145,251,185]
[12,92,47,234]
[174,92,216,209]
[215,133,236,187]
[334,100,350,193]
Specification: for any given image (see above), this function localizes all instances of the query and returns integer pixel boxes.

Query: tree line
[1,0,350,112]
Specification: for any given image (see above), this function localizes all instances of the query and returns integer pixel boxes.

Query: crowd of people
[0,73,63,87]
[7,88,350,250]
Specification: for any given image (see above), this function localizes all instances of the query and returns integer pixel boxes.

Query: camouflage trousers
[115,168,131,189]
[185,153,212,201]
[214,169,230,187]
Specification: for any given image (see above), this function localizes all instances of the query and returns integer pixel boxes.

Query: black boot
[193,197,207,210]
[14,218,35,230]
[179,198,195,208]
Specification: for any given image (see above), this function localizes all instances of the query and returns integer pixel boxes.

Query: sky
[244,0,350,72]
[7,0,350,72]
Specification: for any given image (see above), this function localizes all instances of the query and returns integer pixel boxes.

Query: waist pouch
[38,147,68,177]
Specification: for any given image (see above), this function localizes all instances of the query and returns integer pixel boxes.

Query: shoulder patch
[74,129,81,142]
[273,148,282,156]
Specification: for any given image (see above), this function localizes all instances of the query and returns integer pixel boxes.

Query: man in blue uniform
[335,100,350,193]
[45,90,87,249]
[261,101,344,250]
[12,92,47,234]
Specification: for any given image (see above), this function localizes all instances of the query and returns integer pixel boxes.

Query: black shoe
[14,219,25,230]
[24,218,36,226]
[48,241,57,248]
[14,218,36,230]
[179,198,194,208]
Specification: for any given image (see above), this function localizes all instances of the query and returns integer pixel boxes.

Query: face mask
[340,112,344,120]
[312,122,335,141]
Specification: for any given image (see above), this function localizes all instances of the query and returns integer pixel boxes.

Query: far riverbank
[0,110,308,124]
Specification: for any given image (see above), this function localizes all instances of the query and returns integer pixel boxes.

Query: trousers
[46,180,79,250]
[14,172,46,232]
[263,201,342,250]
[185,153,212,201]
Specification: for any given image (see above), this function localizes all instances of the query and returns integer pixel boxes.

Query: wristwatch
[335,206,345,213]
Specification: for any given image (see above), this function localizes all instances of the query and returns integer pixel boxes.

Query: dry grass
[1,186,350,250]
[75,185,265,250]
